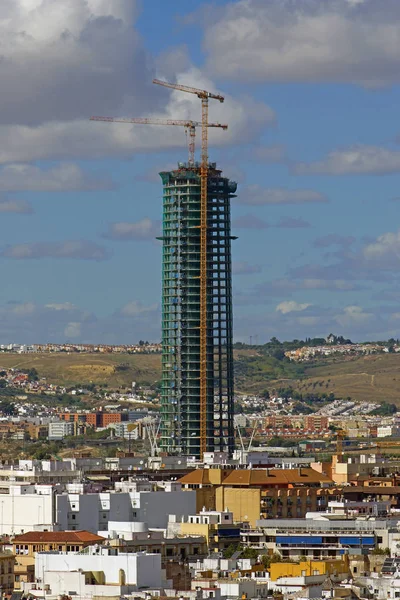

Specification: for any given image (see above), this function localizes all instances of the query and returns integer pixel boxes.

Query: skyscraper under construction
[160,161,237,458]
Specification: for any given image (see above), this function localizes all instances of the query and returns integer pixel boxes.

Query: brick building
[59,411,129,428]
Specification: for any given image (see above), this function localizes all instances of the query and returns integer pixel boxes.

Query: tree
[261,552,284,569]
[272,348,285,361]
[0,400,16,415]
[23,368,39,381]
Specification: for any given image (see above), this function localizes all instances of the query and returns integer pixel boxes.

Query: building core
[159,162,237,457]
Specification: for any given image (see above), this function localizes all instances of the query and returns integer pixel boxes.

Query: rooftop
[13,530,105,543]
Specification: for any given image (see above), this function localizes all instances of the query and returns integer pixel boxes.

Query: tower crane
[89,116,227,167]
[153,79,225,459]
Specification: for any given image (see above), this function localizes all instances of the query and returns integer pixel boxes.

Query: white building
[0,478,195,535]
[0,484,55,535]
[48,421,74,440]
[377,425,400,438]
[31,547,164,598]
[114,421,140,440]
[56,481,196,532]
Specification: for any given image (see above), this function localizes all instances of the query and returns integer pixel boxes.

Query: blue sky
[2,0,400,343]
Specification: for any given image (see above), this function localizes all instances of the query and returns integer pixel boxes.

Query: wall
[269,560,348,581]
[215,487,261,526]
[180,522,210,545]
[131,490,196,529]
[56,492,133,533]
[0,490,54,535]
[36,551,162,590]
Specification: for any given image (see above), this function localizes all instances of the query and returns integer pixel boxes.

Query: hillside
[0,351,400,404]
[0,353,161,389]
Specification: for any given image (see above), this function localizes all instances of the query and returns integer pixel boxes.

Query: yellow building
[269,559,349,582]
[0,551,15,594]
[174,509,240,553]
[179,468,335,526]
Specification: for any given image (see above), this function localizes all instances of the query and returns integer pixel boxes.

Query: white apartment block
[32,547,164,598]
[48,421,74,440]
[56,481,196,532]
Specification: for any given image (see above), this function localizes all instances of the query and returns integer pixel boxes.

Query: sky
[2,0,400,344]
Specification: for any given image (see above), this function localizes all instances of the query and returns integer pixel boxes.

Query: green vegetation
[370,402,397,416]
[234,355,304,392]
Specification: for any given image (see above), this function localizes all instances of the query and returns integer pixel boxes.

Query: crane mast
[153,78,225,459]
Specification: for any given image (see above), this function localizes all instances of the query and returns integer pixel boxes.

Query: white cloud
[335,305,373,327]
[241,185,327,205]
[363,230,400,264]
[1,240,109,261]
[0,0,150,127]
[120,301,159,318]
[0,1,276,167]
[104,218,161,241]
[203,0,400,86]
[0,163,112,192]
[294,145,400,175]
[0,68,275,165]
[11,302,36,316]
[276,301,312,314]
[45,303,77,311]
[64,322,82,339]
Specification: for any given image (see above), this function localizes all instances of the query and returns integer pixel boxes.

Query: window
[71,514,76,520]
[377,536,383,543]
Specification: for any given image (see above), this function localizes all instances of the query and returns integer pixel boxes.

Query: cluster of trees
[371,402,397,416]
[234,335,354,357]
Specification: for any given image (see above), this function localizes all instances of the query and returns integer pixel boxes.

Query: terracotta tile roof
[178,470,212,485]
[180,468,333,487]
[13,531,105,544]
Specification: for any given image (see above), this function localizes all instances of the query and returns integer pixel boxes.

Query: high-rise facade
[160,162,236,458]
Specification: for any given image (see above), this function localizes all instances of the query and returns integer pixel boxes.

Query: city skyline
[2,1,400,343]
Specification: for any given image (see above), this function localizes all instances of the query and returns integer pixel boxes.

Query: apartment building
[59,411,129,428]
[13,530,105,588]
[241,517,389,560]
[0,551,15,595]
[179,467,335,526]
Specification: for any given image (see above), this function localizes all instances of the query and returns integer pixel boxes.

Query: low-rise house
[13,530,105,588]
